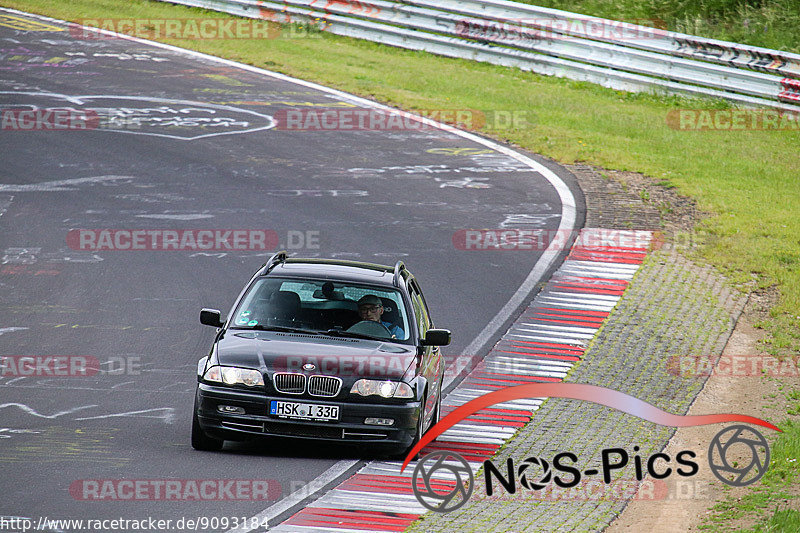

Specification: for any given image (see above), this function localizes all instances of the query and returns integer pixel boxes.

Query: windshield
[229,277,411,343]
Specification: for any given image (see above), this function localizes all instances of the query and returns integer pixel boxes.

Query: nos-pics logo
[412,425,770,512]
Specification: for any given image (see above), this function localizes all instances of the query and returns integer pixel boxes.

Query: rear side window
[409,284,430,339]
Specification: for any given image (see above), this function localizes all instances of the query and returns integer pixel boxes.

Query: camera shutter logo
[412,451,474,512]
[517,456,552,490]
[708,425,770,487]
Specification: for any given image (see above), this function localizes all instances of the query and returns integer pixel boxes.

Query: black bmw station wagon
[192,252,450,457]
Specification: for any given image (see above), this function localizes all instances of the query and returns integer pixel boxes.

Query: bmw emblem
[302,363,316,371]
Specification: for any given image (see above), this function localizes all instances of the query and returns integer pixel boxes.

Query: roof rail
[392,261,406,287]
[259,250,287,276]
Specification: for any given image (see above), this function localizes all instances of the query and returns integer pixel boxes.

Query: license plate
[270,401,339,421]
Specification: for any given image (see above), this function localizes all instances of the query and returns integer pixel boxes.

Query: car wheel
[191,405,224,452]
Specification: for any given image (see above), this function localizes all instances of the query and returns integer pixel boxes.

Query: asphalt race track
[0,10,583,530]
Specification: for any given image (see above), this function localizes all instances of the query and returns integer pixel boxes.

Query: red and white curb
[271,229,654,532]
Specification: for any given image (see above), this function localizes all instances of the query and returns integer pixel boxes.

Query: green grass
[521,0,800,53]
[760,508,800,532]
[4,0,800,528]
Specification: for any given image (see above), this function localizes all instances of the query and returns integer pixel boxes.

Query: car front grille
[308,375,342,397]
[273,372,306,394]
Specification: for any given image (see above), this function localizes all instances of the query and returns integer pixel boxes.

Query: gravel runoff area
[407,162,747,532]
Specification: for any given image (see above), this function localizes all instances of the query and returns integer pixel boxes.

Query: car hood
[214,330,417,380]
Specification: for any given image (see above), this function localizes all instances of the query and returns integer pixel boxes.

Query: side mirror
[422,328,451,347]
[200,308,225,328]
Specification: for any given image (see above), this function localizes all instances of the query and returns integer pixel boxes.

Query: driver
[357,294,403,339]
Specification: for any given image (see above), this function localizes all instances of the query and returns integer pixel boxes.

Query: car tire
[191,405,224,452]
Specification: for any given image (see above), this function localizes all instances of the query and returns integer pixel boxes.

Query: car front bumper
[195,383,420,449]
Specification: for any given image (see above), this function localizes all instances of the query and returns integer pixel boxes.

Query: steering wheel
[346,320,392,337]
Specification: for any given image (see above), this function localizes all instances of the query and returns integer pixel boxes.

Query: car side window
[409,282,430,341]
[415,282,434,330]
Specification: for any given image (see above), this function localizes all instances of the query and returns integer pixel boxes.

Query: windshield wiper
[231,325,321,335]
[323,329,384,341]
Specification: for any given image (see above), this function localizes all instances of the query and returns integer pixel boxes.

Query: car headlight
[350,379,414,399]
[203,365,264,387]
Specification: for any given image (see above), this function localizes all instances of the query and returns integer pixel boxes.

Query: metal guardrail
[159,0,800,112]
